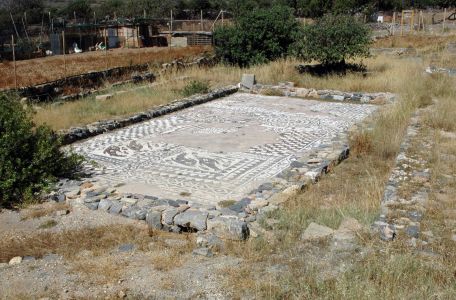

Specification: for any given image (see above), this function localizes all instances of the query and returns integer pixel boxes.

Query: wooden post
[62,30,66,77]
[411,10,414,33]
[12,35,17,89]
[104,28,108,69]
[422,11,425,32]
[201,10,203,31]
[221,10,224,26]
[392,12,396,36]
[401,11,404,36]
[443,8,447,33]
[169,10,173,48]
[137,26,141,65]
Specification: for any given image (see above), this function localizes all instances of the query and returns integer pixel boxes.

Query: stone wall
[14,64,153,102]
[248,83,396,104]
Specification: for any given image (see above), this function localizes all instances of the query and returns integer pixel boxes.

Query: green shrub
[214,5,299,67]
[181,80,210,97]
[292,14,371,66]
[0,94,82,207]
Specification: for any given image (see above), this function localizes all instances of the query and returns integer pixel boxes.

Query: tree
[214,5,299,67]
[0,0,44,34]
[0,94,82,207]
[292,14,371,67]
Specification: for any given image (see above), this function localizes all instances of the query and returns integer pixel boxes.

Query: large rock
[196,233,224,250]
[173,209,208,231]
[162,208,179,225]
[300,222,334,241]
[146,210,162,230]
[207,217,249,240]
[241,74,255,89]
[109,201,123,214]
[98,199,113,211]
[9,256,22,265]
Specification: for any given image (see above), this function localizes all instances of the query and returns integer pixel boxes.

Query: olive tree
[292,14,371,67]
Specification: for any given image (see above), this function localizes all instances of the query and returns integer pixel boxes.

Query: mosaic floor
[72,94,377,204]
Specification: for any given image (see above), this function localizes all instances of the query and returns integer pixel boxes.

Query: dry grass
[0,225,150,263]
[34,54,425,131]
[0,46,210,89]
[34,79,189,130]
[373,34,455,50]
[425,92,456,132]
[71,256,129,285]
[220,49,456,298]
[0,223,196,264]
[20,202,70,220]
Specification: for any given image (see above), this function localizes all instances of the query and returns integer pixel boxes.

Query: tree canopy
[214,5,299,67]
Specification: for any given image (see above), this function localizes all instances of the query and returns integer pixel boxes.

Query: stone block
[9,256,22,265]
[241,74,256,89]
[98,199,113,211]
[207,217,249,240]
[162,208,179,225]
[174,209,208,231]
[95,94,113,101]
[146,210,162,230]
[109,201,123,214]
[300,222,334,241]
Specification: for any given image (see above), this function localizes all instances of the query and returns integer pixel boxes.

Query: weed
[180,80,210,97]
[218,200,236,208]
[38,220,57,229]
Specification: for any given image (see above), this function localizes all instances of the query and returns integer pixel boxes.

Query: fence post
[12,35,17,89]
[401,11,404,36]
[411,10,414,33]
[392,12,396,36]
[104,28,108,70]
[201,10,203,31]
[169,10,173,48]
[62,30,66,77]
[443,8,447,33]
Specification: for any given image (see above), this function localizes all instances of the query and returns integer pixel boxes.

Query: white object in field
[377,16,384,23]
[45,50,53,56]
[73,43,82,53]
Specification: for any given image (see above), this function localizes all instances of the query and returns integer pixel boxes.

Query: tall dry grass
[222,51,456,298]
[33,79,190,130]
[34,54,425,130]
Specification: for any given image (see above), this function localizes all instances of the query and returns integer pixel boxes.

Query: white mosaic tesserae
[72,93,377,204]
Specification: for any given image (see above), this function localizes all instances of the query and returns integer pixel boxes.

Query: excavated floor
[72,93,377,205]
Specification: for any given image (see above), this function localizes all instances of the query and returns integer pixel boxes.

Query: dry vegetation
[20,202,70,220]
[0,46,209,89]
[372,34,455,50]
[34,54,422,131]
[216,42,456,298]
[0,224,193,264]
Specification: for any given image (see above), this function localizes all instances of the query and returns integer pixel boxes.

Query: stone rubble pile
[374,111,431,242]
[425,66,456,76]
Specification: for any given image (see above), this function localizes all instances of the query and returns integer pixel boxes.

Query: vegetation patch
[180,80,210,97]
[0,93,82,207]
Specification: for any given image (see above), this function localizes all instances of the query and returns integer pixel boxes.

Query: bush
[0,94,82,207]
[292,14,371,67]
[181,80,210,97]
[214,6,299,67]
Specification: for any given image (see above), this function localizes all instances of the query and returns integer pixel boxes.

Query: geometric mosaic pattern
[72,94,377,204]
